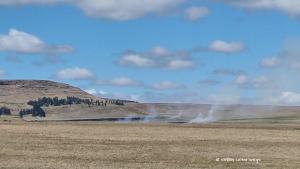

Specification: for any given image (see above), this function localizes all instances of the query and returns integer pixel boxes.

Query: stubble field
[0,119,299,169]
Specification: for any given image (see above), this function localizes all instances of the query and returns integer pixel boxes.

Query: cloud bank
[0,0,185,20]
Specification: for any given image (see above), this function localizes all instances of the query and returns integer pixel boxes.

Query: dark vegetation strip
[0,107,11,116]
[50,116,167,122]
[19,96,131,118]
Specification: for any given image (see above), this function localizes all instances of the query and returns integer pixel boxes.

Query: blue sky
[1,0,300,105]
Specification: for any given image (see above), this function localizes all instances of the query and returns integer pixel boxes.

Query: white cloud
[108,92,140,101]
[84,88,139,101]
[167,59,194,70]
[119,54,155,67]
[77,0,184,20]
[97,90,108,95]
[0,0,67,5]
[279,91,300,104]
[55,67,95,80]
[0,0,185,20]
[139,90,207,103]
[0,28,73,54]
[150,46,170,56]
[151,81,184,90]
[97,77,143,87]
[3,0,300,20]
[84,88,107,96]
[184,6,210,21]
[209,40,245,53]
[118,46,194,70]
[223,0,300,17]
[84,88,97,95]
[261,57,280,68]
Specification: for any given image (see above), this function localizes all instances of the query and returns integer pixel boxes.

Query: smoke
[143,105,161,123]
[168,111,183,120]
[189,105,220,123]
[116,114,136,123]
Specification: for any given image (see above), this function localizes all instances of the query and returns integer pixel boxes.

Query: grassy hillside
[0,80,97,113]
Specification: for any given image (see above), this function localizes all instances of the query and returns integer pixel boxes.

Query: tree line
[27,96,101,107]
[19,96,127,118]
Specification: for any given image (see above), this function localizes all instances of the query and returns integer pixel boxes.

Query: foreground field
[0,120,299,169]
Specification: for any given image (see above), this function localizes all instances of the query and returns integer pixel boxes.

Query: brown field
[0,118,299,169]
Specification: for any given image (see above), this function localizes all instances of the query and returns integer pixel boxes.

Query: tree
[0,107,11,116]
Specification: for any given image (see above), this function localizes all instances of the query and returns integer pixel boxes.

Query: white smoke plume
[189,105,220,123]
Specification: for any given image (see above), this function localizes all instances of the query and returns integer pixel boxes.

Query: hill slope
[0,80,97,111]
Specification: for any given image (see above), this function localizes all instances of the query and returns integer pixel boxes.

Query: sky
[1,0,300,105]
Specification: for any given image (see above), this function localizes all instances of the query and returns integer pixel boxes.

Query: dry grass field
[0,118,299,169]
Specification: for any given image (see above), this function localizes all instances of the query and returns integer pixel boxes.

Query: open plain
[0,118,299,169]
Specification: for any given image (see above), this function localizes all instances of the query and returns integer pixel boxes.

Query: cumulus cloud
[0,0,185,20]
[118,46,195,70]
[260,57,280,68]
[0,28,73,54]
[150,81,184,90]
[184,6,210,21]
[221,0,300,17]
[96,77,143,87]
[118,54,155,67]
[209,40,245,53]
[55,67,95,80]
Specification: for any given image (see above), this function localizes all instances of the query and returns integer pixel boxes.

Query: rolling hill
[0,80,97,112]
